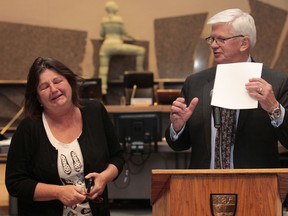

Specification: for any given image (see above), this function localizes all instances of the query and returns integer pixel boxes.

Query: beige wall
[0,0,287,77]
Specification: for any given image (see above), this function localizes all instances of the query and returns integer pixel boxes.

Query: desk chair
[123,71,155,104]
[156,89,181,105]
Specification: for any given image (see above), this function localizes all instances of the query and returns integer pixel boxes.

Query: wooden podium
[151,169,288,216]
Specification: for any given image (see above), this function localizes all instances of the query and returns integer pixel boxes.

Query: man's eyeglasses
[205,35,244,45]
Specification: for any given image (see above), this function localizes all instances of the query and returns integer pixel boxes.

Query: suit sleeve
[275,75,288,148]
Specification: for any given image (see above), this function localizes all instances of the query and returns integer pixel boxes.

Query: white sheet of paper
[211,62,263,109]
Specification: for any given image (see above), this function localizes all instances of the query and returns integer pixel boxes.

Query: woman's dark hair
[25,57,83,119]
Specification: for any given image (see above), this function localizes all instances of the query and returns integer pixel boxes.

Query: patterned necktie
[214,108,236,169]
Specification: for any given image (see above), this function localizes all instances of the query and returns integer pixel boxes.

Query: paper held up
[211,62,263,109]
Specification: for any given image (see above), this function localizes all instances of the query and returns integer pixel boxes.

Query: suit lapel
[203,71,215,152]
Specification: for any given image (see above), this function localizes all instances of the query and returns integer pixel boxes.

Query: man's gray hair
[207,8,256,48]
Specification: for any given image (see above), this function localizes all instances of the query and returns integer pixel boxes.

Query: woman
[5,57,124,216]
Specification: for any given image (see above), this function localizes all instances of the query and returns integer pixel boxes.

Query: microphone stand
[211,90,223,168]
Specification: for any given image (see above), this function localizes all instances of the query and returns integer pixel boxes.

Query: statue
[98,1,146,95]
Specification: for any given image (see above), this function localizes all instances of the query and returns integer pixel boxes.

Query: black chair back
[79,78,102,101]
[123,71,155,103]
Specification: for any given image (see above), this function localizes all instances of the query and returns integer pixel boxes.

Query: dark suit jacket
[165,65,288,169]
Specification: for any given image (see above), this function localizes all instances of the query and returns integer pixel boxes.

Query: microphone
[212,106,221,128]
[210,90,221,128]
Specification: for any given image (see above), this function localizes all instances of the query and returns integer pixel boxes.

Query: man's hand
[170,97,199,132]
[245,78,278,112]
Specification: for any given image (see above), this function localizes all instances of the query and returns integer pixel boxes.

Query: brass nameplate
[210,194,237,216]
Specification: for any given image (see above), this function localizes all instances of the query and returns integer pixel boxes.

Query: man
[165,8,288,169]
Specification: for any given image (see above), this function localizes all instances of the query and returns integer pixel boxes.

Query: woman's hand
[84,164,118,203]
[85,173,107,202]
[34,182,86,205]
[57,185,87,206]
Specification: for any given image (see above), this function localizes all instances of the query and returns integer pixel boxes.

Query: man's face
[208,23,246,64]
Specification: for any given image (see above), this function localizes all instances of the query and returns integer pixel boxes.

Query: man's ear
[240,36,250,51]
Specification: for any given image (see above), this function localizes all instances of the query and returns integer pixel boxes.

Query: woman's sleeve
[5,120,38,202]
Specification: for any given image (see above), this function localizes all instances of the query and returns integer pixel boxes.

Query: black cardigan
[5,100,124,216]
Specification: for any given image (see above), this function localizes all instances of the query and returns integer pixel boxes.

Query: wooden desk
[108,78,184,85]
[105,105,171,113]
